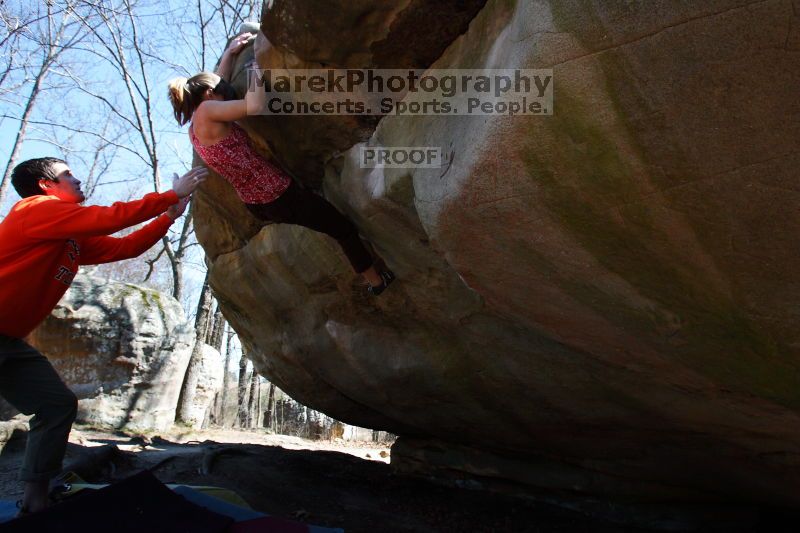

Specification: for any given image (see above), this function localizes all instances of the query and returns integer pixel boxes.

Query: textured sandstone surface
[22,274,210,431]
[192,0,800,510]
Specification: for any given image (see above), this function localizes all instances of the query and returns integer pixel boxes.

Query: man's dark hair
[11,157,66,198]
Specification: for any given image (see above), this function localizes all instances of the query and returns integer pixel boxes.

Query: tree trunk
[246,372,258,428]
[237,353,248,428]
[175,273,214,425]
[218,324,234,427]
[209,305,225,351]
[166,244,183,301]
[265,382,275,431]
[255,377,262,427]
[279,396,284,434]
[209,316,224,425]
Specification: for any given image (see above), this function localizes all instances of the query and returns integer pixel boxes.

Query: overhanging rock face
[192,0,800,511]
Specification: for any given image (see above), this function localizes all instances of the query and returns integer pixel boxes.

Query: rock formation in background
[191,0,800,517]
[21,274,213,431]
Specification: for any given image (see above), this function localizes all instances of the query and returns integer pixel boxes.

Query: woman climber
[167,32,394,295]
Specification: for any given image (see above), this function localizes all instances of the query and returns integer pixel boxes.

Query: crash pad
[0,471,233,533]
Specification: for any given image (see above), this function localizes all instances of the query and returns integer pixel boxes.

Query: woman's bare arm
[195,99,249,123]
[216,32,254,81]
[202,32,257,124]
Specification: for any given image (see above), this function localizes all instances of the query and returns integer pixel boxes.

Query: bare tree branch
[143,245,167,282]
[0,0,88,205]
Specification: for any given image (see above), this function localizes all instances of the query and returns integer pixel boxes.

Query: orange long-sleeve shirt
[0,190,179,338]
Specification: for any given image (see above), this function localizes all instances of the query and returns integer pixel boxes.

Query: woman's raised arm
[216,32,254,81]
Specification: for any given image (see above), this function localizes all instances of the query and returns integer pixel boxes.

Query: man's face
[40,163,85,203]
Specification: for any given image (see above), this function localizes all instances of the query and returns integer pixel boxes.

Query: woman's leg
[247,182,377,276]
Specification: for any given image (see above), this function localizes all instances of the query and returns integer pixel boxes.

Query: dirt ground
[0,425,791,532]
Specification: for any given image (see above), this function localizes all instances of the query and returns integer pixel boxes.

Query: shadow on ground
[1,429,644,532]
[2,429,799,532]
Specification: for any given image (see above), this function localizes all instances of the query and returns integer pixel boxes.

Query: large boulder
[261,0,488,68]
[193,0,800,518]
[23,274,198,431]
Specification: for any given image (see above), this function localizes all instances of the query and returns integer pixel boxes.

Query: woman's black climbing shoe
[368,269,395,296]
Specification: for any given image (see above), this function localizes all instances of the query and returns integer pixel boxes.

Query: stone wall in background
[11,274,200,432]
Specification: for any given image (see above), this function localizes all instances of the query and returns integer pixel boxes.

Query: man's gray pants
[0,335,77,482]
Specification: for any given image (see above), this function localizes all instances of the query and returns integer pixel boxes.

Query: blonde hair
[167,72,220,125]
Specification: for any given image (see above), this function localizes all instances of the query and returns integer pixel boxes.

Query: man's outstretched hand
[166,195,190,220]
[168,167,208,219]
[172,167,208,198]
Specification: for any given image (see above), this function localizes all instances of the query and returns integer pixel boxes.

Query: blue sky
[0,0,261,311]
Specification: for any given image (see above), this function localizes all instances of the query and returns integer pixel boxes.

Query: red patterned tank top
[190,123,291,204]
